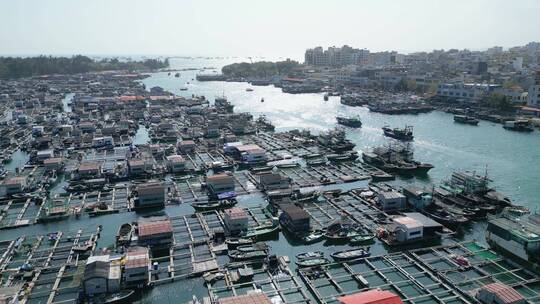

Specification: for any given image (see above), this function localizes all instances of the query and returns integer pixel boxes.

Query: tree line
[0,55,169,79]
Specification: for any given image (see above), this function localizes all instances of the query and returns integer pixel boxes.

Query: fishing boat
[454,115,479,125]
[331,248,371,261]
[116,223,133,246]
[349,234,375,244]
[295,257,329,268]
[337,116,362,128]
[103,289,135,303]
[236,242,268,252]
[423,208,469,227]
[382,125,414,141]
[242,224,280,239]
[228,249,267,261]
[225,237,253,248]
[191,199,237,211]
[503,120,534,132]
[296,251,324,260]
[299,230,325,244]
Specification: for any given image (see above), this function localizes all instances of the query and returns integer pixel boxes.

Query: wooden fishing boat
[225,237,253,248]
[236,242,268,252]
[349,234,375,244]
[103,289,135,303]
[296,251,324,260]
[331,248,371,261]
[242,224,279,239]
[116,223,133,246]
[301,230,325,244]
[296,257,329,268]
[191,199,236,211]
[228,250,267,261]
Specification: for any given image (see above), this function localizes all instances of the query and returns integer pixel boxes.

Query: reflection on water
[141,58,540,208]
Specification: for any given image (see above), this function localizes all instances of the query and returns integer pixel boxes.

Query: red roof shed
[338,289,403,304]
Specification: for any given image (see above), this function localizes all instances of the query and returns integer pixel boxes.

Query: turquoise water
[142,58,540,209]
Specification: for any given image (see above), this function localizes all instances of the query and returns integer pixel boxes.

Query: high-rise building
[304,46,369,67]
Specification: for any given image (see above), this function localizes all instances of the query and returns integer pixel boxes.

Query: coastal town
[0,39,539,304]
[2,0,540,292]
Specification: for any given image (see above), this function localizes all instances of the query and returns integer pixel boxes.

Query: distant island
[221,60,300,78]
[0,55,169,79]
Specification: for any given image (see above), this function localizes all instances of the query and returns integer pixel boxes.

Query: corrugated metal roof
[138,220,172,237]
[338,289,403,304]
[481,282,525,304]
[218,292,272,304]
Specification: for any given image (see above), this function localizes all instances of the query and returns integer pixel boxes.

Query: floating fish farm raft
[0,71,538,304]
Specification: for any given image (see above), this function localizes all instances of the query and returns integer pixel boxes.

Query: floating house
[223,207,249,234]
[279,204,310,234]
[338,289,403,304]
[206,173,235,199]
[475,282,525,304]
[166,155,186,173]
[135,182,167,209]
[124,246,150,284]
[137,219,174,247]
[377,190,406,211]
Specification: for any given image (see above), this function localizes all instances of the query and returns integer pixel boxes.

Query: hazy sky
[1,0,539,59]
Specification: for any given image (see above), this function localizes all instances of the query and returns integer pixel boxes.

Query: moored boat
[382,125,414,141]
[337,116,362,128]
[295,257,329,268]
[331,248,371,261]
[454,115,479,125]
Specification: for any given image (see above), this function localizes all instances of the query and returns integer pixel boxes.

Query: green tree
[486,93,514,111]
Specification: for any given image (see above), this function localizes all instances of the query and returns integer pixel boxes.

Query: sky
[1,0,539,59]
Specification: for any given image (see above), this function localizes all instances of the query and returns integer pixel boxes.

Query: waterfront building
[124,247,150,284]
[258,173,290,191]
[377,190,406,211]
[43,157,63,171]
[402,186,432,210]
[436,83,501,102]
[223,207,249,234]
[166,155,186,173]
[279,204,310,234]
[137,219,174,247]
[386,212,442,244]
[0,176,27,196]
[92,136,114,148]
[486,212,540,265]
[475,282,526,304]
[237,144,267,164]
[527,71,540,108]
[83,256,121,296]
[136,182,166,208]
[128,159,153,176]
[206,173,235,198]
[77,161,103,178]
